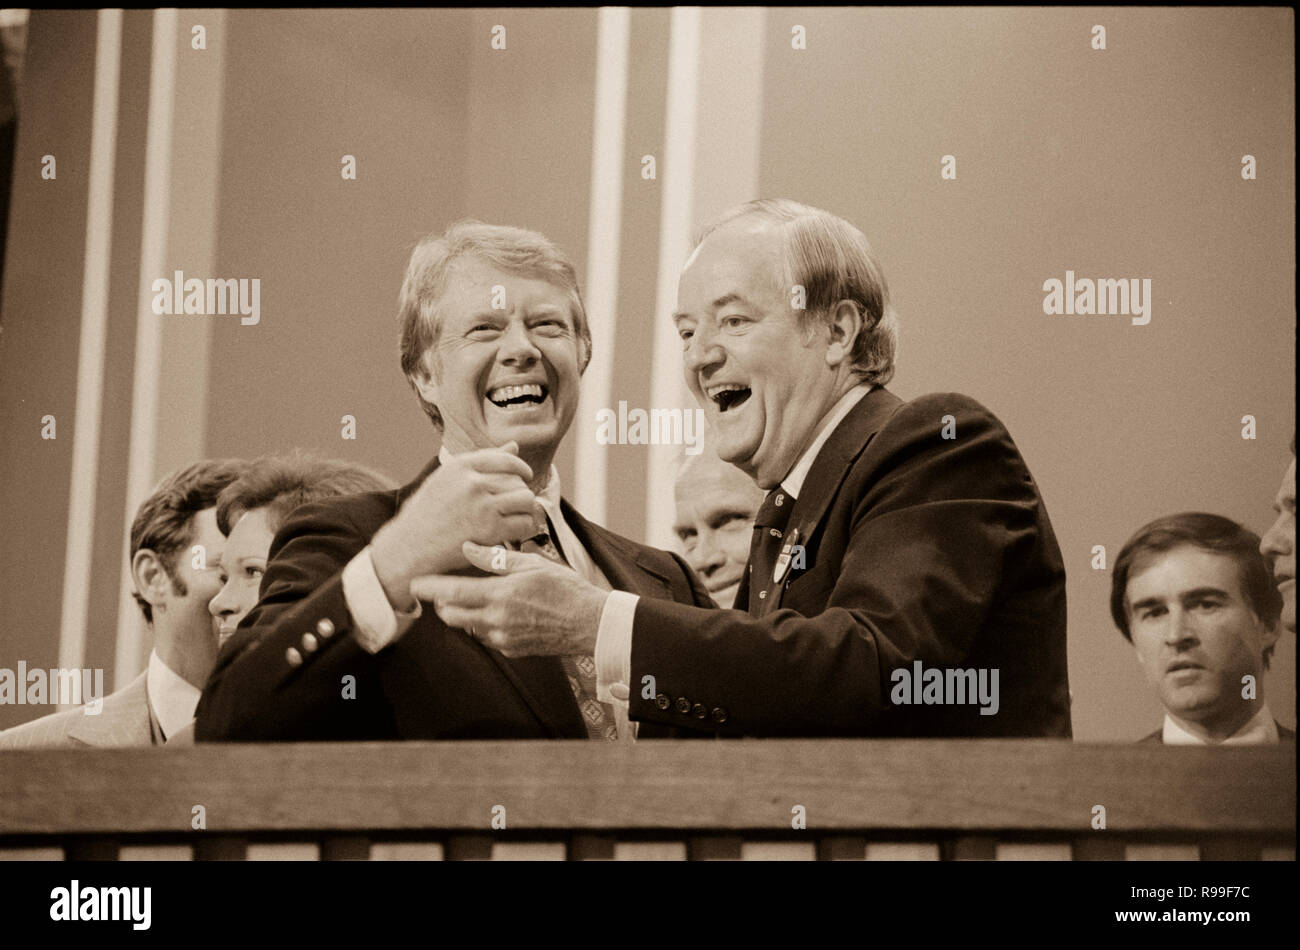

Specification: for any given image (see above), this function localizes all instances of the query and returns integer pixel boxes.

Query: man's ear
[410,350,439,404]
[825,300,863,368]
[132,549,170,613]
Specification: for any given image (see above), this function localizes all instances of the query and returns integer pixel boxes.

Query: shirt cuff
[342,546,423,654]
[595,590,638,705]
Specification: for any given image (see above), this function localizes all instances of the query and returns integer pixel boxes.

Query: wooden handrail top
[0,740,1293,836]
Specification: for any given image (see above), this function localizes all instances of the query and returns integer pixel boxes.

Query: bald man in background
[673,449,765,608]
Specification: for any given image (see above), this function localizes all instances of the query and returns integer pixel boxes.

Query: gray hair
[693,198,898,386]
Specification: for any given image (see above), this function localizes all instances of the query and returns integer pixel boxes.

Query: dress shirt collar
[146,649,201,742]
[779,383,873,499]
[1162,704,1279,745]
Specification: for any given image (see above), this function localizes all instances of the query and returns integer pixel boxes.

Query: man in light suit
[1111,512,1293,744]
[419,199,1072,737]
[196,221,714,742]
[0,459,245,747]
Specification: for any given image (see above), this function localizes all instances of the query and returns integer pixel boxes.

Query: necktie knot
[517,504,568,566]
[754,488,795,530]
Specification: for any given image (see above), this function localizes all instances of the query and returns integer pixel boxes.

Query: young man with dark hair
[1111,512,1291,744]
[0,458,245,747]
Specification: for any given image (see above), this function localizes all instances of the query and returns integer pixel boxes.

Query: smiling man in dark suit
[419,199,1072,738]
[195,221,713,742]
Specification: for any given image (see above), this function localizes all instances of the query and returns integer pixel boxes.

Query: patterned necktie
[748,488,795,617]
[517,506,620,741]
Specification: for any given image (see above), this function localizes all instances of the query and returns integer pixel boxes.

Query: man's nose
[693,530,727,575]
[499,319,540,365]
[1260,514,1290,558]
[208,585,235,618]
[1166,609,1199,644]
[684,324,724,376]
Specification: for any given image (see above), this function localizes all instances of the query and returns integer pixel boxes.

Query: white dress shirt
[1161,704,1280,745]
[595,383,874,707]
[146,649,201,742]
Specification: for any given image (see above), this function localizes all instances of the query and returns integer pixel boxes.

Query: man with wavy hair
[197,222,713,742]
[423,199,1071,738]
[1,458,245,747]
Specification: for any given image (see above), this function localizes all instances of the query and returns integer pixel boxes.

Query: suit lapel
[67,672,155,746]
[560,500,676,599]
[480,500,670,739]
[762,386,903,615]
[393,455,582,737]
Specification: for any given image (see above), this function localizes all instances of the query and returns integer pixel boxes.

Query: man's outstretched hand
[411,541,606,657]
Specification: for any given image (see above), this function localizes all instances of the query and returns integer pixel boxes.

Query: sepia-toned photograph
[0,5,1293,930]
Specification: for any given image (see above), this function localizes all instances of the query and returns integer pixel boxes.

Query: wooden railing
[0,741,1293,860]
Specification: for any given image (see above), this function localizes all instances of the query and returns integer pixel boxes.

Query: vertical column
[573,7,630,525]
[643,6,700,548]
[114,10,226,684]
[56,9,122,687]
[113,7,178,686]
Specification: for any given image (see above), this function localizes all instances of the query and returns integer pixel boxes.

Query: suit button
[711,707,728,724]
[674,696,691,714]
[691,703,707,719]
[316,618,335,639]
[285,646,303,667]
[758,590,767,599]
[301,633,318,653]
[655,692,671,710]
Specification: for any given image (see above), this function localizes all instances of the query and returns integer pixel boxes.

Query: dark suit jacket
[1141,722,1296,743]
[195,457,714,741]
[629,387,1072,738]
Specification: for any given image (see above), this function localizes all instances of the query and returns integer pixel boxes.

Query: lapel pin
[773,527,802,584]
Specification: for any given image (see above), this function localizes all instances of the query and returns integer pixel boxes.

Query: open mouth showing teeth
[487,383,548,408]
[707,383,751,412]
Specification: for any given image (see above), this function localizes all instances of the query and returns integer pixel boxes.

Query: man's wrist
[370,526,418,612]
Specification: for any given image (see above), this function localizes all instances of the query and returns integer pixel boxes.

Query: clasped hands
[369,442,604,657]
